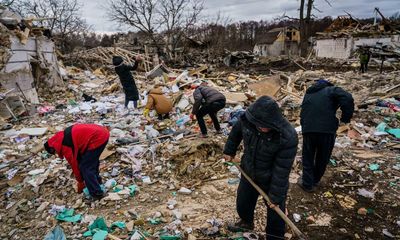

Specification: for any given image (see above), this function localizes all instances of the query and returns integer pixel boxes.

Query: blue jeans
[78,141,108,197]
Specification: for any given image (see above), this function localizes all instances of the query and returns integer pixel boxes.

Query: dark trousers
[360,63,368,73]
[124,95,138,108]
[157,113,170,120]
[237,177,286,240]
[302,133,336,189]
[78,141,108,197]
[196,99,226,135]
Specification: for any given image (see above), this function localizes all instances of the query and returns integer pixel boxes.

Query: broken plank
[292,59,307,71]
[248,75,281,97]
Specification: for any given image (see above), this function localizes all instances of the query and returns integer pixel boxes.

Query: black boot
[227,219,254,232]
[297,179,315,193]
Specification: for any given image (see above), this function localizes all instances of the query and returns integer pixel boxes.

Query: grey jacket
[192,86,226,114]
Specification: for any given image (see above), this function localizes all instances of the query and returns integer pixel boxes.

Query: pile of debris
[63,47,154,72]
[319,10,400,38]
[0,47,400,240]
[162,139,225,180]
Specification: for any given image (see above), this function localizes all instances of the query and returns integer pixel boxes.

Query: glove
[135,55,143,62]
[143,108,150,117]
[77,181,85,193]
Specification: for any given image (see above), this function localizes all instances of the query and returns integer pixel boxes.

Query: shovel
[234,163,308,240]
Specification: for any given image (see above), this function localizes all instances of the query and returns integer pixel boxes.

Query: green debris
[224,162,235,166]
[83,185,106,198]
[128,185,137,196]
[84,217,110,238]
[149,218,162,225]
[160,235,182,240]
[89,217,109,232]
[387,128,400,138]
[389,181,398,188]
[113,186,123,193]
[92,230,108,240]
[110,221,125,230]
[83,230,93,237]
[68,99,78,106]
[369,163,380,171]
[55,209,82,223]
[376,122,387,132]
[329,159,337,166]
[375,122,400,138]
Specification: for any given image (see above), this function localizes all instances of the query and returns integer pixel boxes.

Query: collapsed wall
[0,8,64,105]
[0,35,64,104]
[0,23,11,71]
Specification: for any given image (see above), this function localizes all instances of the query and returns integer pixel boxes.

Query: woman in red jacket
[44,124,110,200]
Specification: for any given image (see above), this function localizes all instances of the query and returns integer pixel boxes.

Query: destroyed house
[313,14,400,59]
[253,26,300,57]
[0,8,64,110]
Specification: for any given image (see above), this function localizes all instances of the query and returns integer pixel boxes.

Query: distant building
[313,35,400,59]
[313,15,400,59]
[253,26,300,57]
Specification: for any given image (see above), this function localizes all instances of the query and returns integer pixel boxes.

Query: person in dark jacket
[190,82,226,137]
[44,124,110,200]
[299,79,354,192]
[113,56,142,109]
[223,96,298,240]
[359,48,371,73]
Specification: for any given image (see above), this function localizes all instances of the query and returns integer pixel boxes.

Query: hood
[112,56,123,66]
[306,79,334,94]
[149,88,163,95]
[46,131,64,159]
[245,96,284,131]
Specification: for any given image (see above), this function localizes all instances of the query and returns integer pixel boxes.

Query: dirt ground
[19,138,398,240]
[1,67,400,240]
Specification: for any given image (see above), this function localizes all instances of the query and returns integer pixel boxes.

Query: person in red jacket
[44,124,110,200]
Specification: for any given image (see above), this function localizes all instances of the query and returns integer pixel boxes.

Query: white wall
[314,35,400,59]
[254,44,268,56]
[353,36,398,48]
[314,38,352,59]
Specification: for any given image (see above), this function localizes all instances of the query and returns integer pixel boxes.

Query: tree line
[1,0,398,58]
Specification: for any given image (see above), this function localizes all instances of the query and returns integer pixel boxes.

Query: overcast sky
[79,0,399,33]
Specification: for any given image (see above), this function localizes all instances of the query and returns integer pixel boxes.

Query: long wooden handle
[236,165,308,240]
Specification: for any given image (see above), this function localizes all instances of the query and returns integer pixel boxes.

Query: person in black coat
[299,79,354,192]
[112,56,142,108]
[223,96,298,240]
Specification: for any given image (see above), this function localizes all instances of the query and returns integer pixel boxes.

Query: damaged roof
[256,31,281,45]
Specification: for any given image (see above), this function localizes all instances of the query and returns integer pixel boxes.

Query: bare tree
[159,0,203,58]
[107,0,203,59]
[108,0,159,49]
[0,0,14,7]
[299,0,332,56]
[16,0,88,52]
